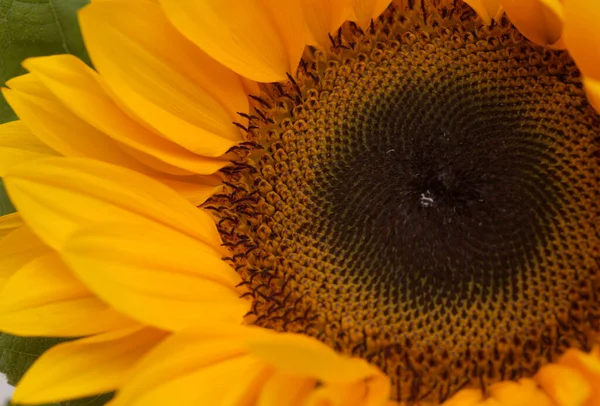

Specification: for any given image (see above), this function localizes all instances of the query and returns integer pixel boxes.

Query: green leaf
[59,393,114,406]
[0,334,65,386]
[6,392,114,406]
[0,0,91,123]
[0,180,15,216]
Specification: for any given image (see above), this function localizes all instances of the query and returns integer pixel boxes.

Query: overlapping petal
[3,157,224,252]
[110,324,389,406]
[1,74,225,202]
[160,0,306,82]
[534,364,591,406]
[18,55,228,175]
[0,121,58,177]
[79,0,247,155]
[487,379,553,406]
[62,221,249,331]
[0,253,135,337]
[3,75,153,174]
[534,348,600,406]
[302,0,351,47]
[12,326,167,404]
[0,225,48,291]
[501,0,564,48]
[558,348,600,406]
[0,213,22,239]
[3,158,247,331]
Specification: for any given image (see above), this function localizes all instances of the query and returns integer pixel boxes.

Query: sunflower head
[0,0,599,405]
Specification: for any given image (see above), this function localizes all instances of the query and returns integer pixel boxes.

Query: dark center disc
[209,1,600,402]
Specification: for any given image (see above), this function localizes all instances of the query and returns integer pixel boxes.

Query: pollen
[207,1,600,402]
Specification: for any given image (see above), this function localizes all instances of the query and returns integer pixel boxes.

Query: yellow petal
[303,0,351,48]
[158,176,222,206]
[581,77,600,115]
[114,325,388,406]
[12,326,167,404]
[20,55,227,175]
[247,332,384,384]
[0,253,134,337]
[79,0,245,156]
[558,348,600,406]
[63,221,249,331]
[257,372,316,406]
[152,357,269,405]
[249,332,390,406]
[563,0,600,80]
[160,0,306,82]
[0,225,48,291]
[4,157,223,252]
[464,0,504,24]
[0,99,223,198]
[442,389,484,406]
[108,325,257,406]
[0,120,58,176]
[4,76,153,173]
[502,0,564,47]
[534,363,591,406]
[127,355,269,405]
[351,0,392,28]
[0,212,23,239]
[488,379,553,406]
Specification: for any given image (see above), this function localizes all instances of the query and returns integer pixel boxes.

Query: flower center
[209,1,600,402]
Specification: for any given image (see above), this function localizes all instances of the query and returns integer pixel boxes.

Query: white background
[0,376,14,403]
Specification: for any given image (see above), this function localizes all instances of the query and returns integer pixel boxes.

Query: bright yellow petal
[351,0,392,28]
[247,332,383,384]
[79,0,245,156]
[581,77,600,115]
[563,0,600,80]
[12,326,167,404]
[62,221,249,331]
[558,348,600,406]
[2,81,225,190]
[501,0,564,48]
[465,0,504,24]
[442,389,484,406]
[108,325,256,406]
[0,212,22,239]
[303,0,351,48]
[4,157,224,252]
[159,176,222,206]
[0,95,224,198]
[160,0,305,82]
[0,253,134,337]
[248,333,390,406]
[534,363,591,406]
[112,325,389,406]
[257,372,316,406]
[121,355,269,405]
[488,379,553,406]
[0,120,58,176]
[0,225,48,291]
[4,75,154,173]
[19,55,227,175]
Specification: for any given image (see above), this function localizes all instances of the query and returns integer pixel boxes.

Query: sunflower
[0,0,599,404]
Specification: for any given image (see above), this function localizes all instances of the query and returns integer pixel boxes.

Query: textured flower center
[209,1,600,402]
